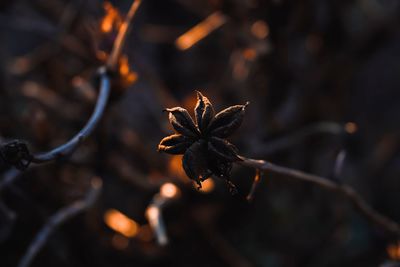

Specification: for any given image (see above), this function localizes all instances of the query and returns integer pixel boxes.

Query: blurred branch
[145,201,168,246]
[238,156,400,237]
[24,0,142,164]
[32,68,111,163]
[17,177,102,267]
[333,149,347,180]
[106,0,142,70]
[145,183,180,246]
[246,169,262,202]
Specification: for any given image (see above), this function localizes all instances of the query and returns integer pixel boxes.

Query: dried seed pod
[208,102,249,138]
[208,137,240,161]
[194,91,214,133]
[182,141,210,186]
[159,91,248,191]
[158,134,192,155]
[165,107,200,137]
[0,141,33,170]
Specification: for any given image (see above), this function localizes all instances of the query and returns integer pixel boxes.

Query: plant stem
[238,156,400,237]
[32,68,111,163]
[106,0,142,71]
[17,177,102,267]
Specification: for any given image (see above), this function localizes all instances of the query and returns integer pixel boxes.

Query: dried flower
[0,141,33,171]
[158,91,248,192]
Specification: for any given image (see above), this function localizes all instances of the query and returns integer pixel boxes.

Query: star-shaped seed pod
[158,91,248,191]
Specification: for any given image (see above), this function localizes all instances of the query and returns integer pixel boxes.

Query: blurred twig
[32,68,111,163]
[28,0,142,163]
[106,0,142,70]
[145,201,168,246]
[145,183,180,246]
[17,177,102,267]
[333,149,347,181]
[238,156,400,237]
[246,169,262,202]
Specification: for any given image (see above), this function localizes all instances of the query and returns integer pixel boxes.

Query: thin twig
[1,0,143,189]
[31,0,143,163]
[238,156,400,237]
[333,149,346,180]
[246,169,262,202]
[32,68,111,163]
[17,177,102,267]
[106,0,142,70]
[145,183,180,246]
[145,195,169,246]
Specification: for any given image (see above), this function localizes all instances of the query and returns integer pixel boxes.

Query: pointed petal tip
[163,108,174,112]
[195,90,205,101]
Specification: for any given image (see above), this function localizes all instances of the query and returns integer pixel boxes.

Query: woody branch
[238,156,400,237]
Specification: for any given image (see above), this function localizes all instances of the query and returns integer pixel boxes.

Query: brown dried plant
[158,91,249,192]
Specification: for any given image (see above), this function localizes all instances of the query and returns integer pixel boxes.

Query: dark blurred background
[1,0,400,266]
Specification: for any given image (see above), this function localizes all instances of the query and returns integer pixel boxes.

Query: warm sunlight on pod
[104,209,139,238]
[251,20,269,39]
[175,11,227,50]
[160,183,180,198]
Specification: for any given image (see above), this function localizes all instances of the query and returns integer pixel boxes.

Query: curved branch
[17,177,102,267]
[32,69,111,163]
[1,0,143,190]
[32,0,143,163]
[238,156,400,237]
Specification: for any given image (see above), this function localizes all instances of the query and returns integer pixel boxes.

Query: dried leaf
[182,141,210,186]
[208,102,249,138]
[208,137,239,161]
[165,107,200,137]
[158,134,192,155]
[194,91,214,133]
